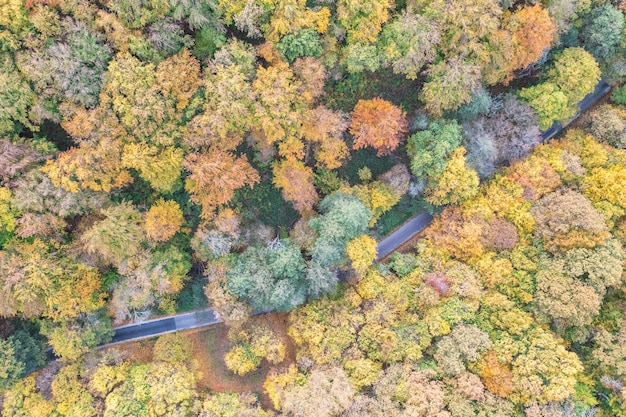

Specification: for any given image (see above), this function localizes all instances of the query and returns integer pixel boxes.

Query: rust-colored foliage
[506,5,556,74]
[478,350,516,398]
[272,158,319,214]
[184,149,259,219]
[425,272,451,296]
[350,98,408,156]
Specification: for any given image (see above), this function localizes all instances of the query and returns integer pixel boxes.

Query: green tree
[519,82,571,129]
[309,192,371,268]
[0,329,46,390]
[580,5,624,63]
[227,240,308,311]
[276,29,322,63]
[377,11,440,80]
[0,54,36,136]
[407,119,463,179]
[546,47,601,105]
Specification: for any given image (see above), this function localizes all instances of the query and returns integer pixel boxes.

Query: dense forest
[1,0,626,415]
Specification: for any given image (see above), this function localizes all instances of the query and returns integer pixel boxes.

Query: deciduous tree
[407,119,463,179]
[346,234,377,274]
[350,98,408,156]
[530,189,609,253]
[377,11,440,80]
[184,149,259,220]
[420,56,482,117]
[309,192,371,268]
[505,5,556,74]
[425,147,480,206]
[337,0,393,43]
[144,199,184,242]
[0,239,105,320]
[519,83,571,129]
[0,54,36,136]
[41,311,113,361]
[272,158,319,214]
[80,202,146,266]
[280,366,355,417]
[227,240,308,311]
[546,47,601,105]
[302,106,349,170]
[581,5,625,62]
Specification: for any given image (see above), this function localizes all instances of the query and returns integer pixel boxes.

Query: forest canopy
[1,0,626,415]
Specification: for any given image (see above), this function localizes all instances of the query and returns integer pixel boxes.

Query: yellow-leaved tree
[425,147,480,206]
[346,234,377,274]
[144,199,184,242]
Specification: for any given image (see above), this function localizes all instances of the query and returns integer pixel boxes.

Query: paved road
[99,79,611,347]
[376,211,434,260]
[109,309,220,344]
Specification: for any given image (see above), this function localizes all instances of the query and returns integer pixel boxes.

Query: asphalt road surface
[376,211,434,260]
[110,309,220,344]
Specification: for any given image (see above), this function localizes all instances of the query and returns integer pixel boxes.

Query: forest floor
[187,311,296,410]
[103,311,296,410]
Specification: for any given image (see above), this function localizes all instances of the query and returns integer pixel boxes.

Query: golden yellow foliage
[426,147,479,206]
[263,364,305,410]
[478,350,516,398]
[346,234,377,274]
[585,165,626,210]
[155,49,201,111]
[144,199,184,242]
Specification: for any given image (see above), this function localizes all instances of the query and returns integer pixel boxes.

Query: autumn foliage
[349,98,408,156]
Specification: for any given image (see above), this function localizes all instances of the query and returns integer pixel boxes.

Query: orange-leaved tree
[272,158,319,214]
[184,149,259,220]
[349,98,408,156]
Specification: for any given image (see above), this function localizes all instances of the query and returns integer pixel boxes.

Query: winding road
[102,79,612,346]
